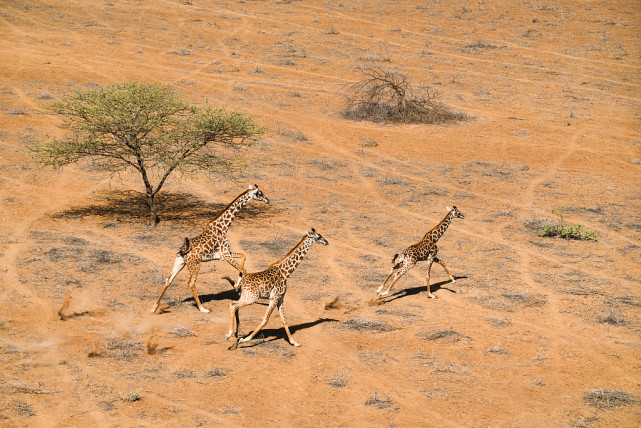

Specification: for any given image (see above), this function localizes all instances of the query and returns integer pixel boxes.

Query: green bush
[539,208,597,241]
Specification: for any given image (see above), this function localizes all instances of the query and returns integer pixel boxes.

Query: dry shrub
[342,67,467,124]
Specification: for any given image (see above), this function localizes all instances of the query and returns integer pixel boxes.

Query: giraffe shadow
[184,289,240,306]
[236,318,339,348]
[380,276,467,304]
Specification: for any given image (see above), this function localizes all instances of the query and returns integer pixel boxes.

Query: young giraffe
[151,185,269,314]
[224,229,328,349]
[376,206,464,299]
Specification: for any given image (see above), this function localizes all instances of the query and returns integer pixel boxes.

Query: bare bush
[342,67,467,124]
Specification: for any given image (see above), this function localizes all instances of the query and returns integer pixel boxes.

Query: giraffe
[151,185,269,314]
[376,206,464,299]
[224,229,328,349]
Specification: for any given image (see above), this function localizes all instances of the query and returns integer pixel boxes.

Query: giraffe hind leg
[152,255,185,313]
[277,297,299,347]
[239,300,277,344]
[376,268,396,295]
[185,262,209,313]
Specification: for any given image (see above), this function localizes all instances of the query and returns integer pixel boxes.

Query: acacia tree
[32,81,266,225]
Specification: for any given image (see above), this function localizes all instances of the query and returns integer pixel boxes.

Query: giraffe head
[447,206,465,219]
[306,228,329,246]
[248,184,270,204]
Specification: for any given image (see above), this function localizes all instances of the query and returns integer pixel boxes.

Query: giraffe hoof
[225,332,233,341]
[199,307,210,313]
[228,341,238,351]
[428,294,438,299]
[238,337,250,343]
[290,341,300,347]
[151,305,158,313]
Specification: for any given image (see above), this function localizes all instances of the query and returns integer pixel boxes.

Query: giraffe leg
[376,268,396,295]
[230,252,246,273]
[222,250,246,274]
[277,297,299,347]
[152,255,185,313]
[239,300,277,344]
[185,262,209,313]
[381,271,403,296]
[425,259,437,299]
[435,257,456,283]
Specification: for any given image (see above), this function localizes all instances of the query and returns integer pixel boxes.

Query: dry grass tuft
[364,392,394,409]
[342,317,399,333]
[417,327,470,342]
[327,373,349,389]
[583,389,636,409]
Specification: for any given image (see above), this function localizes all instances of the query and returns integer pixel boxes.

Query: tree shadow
[236,318,339,348]
[50,190,281,226]
[377,276,467,304]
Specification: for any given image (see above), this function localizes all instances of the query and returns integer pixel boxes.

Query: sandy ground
[1,0,640,426]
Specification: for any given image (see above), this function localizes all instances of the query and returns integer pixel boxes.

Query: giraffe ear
[254,184,259,189]
[446,206,452,212]
[311,228,316,233]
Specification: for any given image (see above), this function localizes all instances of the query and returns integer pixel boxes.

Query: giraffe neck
[274,236,313,279]
[423,211,454,243]
[210,190,253,233]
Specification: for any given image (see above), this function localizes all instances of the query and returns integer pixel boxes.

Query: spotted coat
[226,229,329,348]
[151,185,269,314]
[376,206,464,299]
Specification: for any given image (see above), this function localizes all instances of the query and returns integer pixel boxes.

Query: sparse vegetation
[119,390,141,403]
[31,81,266,225]
[417,327,469,342]
[583,389,636,409]
[364,392,393,409]
[342,67,467,124]
[327,373,349,388]
[540,208,598,240]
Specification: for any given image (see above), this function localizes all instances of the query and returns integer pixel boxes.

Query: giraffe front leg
[226,302,238,341]
[152,255,185,313]
[230,252,246,274]
[222,251,246,275]
[239,300,277,344]
[277,297,299,347]
[425,260,437,299]
[435,257,456,283]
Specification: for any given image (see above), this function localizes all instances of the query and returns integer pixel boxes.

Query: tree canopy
[32,81,266,225]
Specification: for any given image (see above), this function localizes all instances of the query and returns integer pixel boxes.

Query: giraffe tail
[178,237,191,257]
[223,272,243,293]
[391,253,404,271]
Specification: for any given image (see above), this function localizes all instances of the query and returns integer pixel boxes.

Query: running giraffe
[224,229,329,349]
[151,185,269,314]
[376,206,464,299]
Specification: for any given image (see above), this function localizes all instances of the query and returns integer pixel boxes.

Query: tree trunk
[147,193,158,226]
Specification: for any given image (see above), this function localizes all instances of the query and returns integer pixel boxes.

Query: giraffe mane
[271,234,308,266]
[210,188,252,222]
